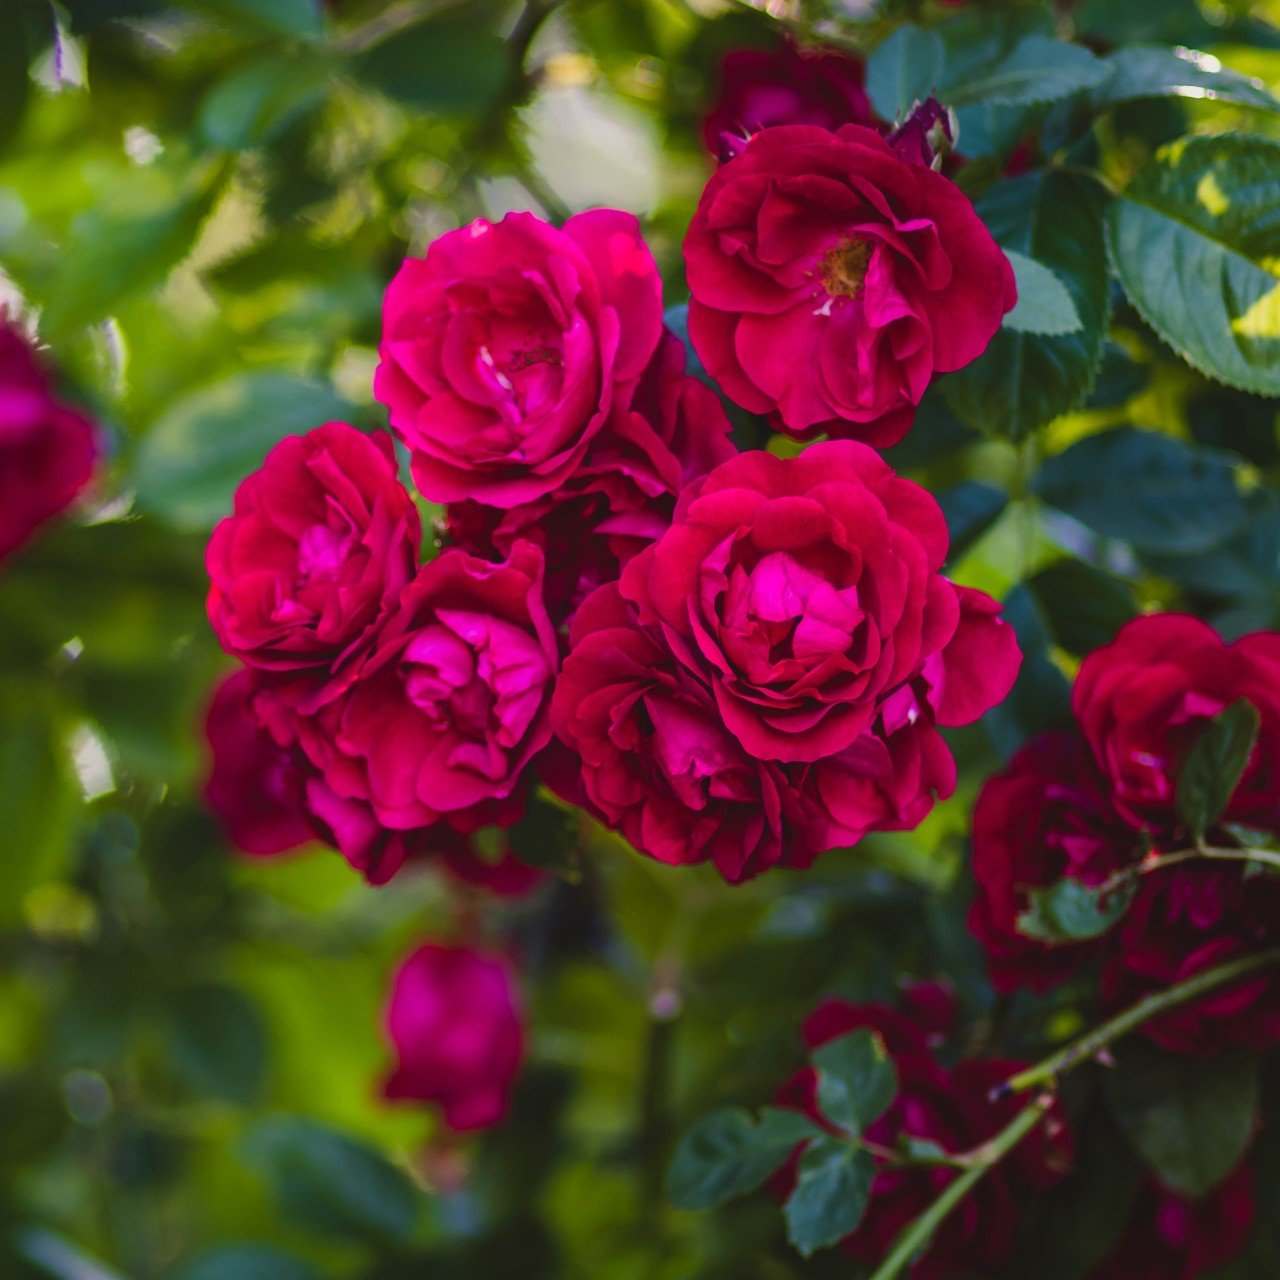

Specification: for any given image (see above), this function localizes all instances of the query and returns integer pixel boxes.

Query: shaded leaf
[1027,558,1138,656]
[353,17,508,114]
[938,482,1008,565]
[1017,876,1136,943]
[1003,251,1083,336]
[173,1245,320,1280]
[166,983,268,1106]
[812,1030,897,1139]
[783,1138,875,1258]
[946,35,1105,108]
[866,25,945,121]
[1176,700,1260,841]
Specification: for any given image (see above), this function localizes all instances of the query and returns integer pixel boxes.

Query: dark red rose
[969,732,1139,994]
[206,423,420,680]
[447,328,733,621]
[383,942,524,1132]
[684,124,1016,446]
[203,669,312,857]
[619,443,1020,764]
[703,41,876,161]
[266,543,557,871]
[1073,614,1280,838]
[1101,863,1280,1054]
[1090,1163,1255,1280]
[775,999,1072,1280]
[0,320,98,564]
[375,209,663,508]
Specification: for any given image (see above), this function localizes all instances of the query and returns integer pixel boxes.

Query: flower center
[821,237,872,300]
[297,524,353,585]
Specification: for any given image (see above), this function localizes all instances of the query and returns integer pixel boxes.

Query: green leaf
[1017,876,1136,944]
[1027,559,1138,656]
[666,1107,820,1211]
[352,17,508,114]
[1034,427,1250,554]
[173,1246,320,1280]
[1107,134,1280,396]
[866,25,944,121]
[244,1117,419,1242]
[165,983,268,1106]
[943,171,1110,440]
[812,1030,897,1139]
[133,373,355,531]
[938,482,1008,564]
[1176,699,1261,842]
[1003,251,1083,336]
[945,34,1106,108]
[175,0,322,38]
[198,55,331,150]
[1092,45,1280,116]
[1106,1043,1259,1197]
[783,1138,875,1258]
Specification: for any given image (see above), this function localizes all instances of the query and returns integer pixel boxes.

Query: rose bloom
[0,320,98,564]
[203,669,312,857]
[206,423,420,679]
[684,124,1015,446]
[1073,614,1280,838]
[447,328,733,621]
[969,732,1139,994]
[382,942,524,1131]
[702,41,875,161]
[1101,863,1280,1055]
[1090,1163,1254,1280]
[264,542,557,872]
[619,442,1020,764]
[375,209,663,508]
[553,581,978,884]
[774,999,1072,1280]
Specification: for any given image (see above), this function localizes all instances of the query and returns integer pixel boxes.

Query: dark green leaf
[353,17,508,114]
[166,983,268,1106]
[1107,134,1280,396]
[133,373,355,531]
[1003,251,1083,335]
[1017,876,1135,943]
[944,171,1110,440]
[666,1107,820,1211]
[198,55,331,150]
[866,25,944,121]
[1092,46,1280,116]
[938,482,1007,565]
[783,1138,874,1258]
[244,1117,419,1242]
[1027,559,1138,656]
[812,1030,897,1139]
[173,1245,320,1280]
[1176,699,1261,841]
[175,0,322,38]
[1035,427,1250,554]
[945,35,1105,108]
[1106,1043,1259,1197]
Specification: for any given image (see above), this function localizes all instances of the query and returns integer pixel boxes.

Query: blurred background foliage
[3,0,1280,1277]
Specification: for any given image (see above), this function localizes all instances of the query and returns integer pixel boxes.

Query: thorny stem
[1097,843,1280,898]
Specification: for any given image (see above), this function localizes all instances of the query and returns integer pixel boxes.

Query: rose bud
[684,124,1016,446]
[375,209,663,508]
[382,942,524,1131]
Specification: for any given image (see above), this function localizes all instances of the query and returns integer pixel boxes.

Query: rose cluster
[970,613,1280,1055]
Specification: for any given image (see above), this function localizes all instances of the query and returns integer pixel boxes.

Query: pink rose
[382,942,524,1131]
[0,320,98,564]
[203,669,312,858]
[375,209,663,507]
[268,542,558,858]
[619,442,1020,764]
[1073,614,1280,838]
[969,732,1138,994]
[703,42,876,161]
[684,124,1016,446]
[206,422,420,678]
[447,328,734,620]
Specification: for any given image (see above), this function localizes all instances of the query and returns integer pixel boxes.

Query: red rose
[775,999,1072,1280]
[1073,614,1280,838]
[203,669,312,858]
[447,328,733,621]
[684,124,1015,446]
[1101,863,1280,1054]
[266,543,557,869]
[969,732,1138,994]
[619,443,1020,764]
[1090,1163,1254,1280]
[703,42,876,161]
[206,423,420,679]
[382,942,524,1132]
[0,320,98,564]
[375,209,663,508]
